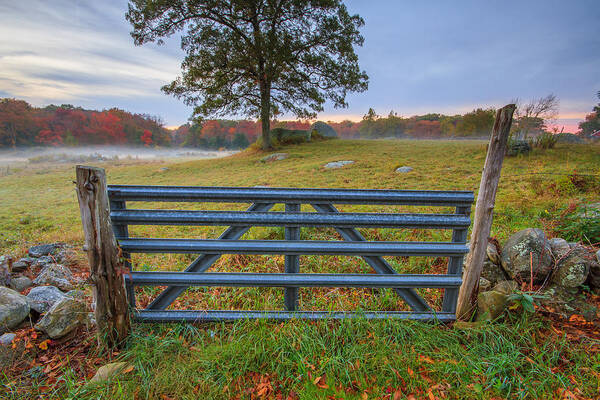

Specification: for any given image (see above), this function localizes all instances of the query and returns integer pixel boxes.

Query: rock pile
[0,244,90,338]
[467,229,600,321]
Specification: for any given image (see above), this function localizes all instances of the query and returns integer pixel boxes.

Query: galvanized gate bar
[312,203,433,312]
[110,209,470,229]
[119,239,469,256]
[146,202,274,310]
[441,205,471,313]
[284,203,300,311]
[126,272,462,288]
[134,310,456,322]
[108,185,474,206]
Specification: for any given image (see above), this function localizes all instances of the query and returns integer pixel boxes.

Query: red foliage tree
[140,129,153,146]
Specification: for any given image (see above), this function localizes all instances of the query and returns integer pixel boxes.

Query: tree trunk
[260,80,272,150]
[75,165,130,348]
[456,104,516,321]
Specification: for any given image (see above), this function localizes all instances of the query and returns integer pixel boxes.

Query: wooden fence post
[75,165,130,347]
[456,104,516,321]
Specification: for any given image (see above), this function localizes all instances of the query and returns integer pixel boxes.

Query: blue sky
[1,0,598,130]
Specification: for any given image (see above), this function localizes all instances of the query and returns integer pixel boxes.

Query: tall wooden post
[456,104,516,321]
[75,165,130,347]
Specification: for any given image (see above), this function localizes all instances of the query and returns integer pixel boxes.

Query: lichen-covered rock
[31,256,55,269]
[28,244,59,258]
[540,285,598,319]
[486,242,501,265]
[0,287,30,334]
[501,228,553,284]
[476,290,509,321]
[481,260,510,286]
[27,286,66,313]
[552,249,589,288]
[492,280,518,295]
[32,264,74,291]
[549,238,571,260]
[34,297,87,339]
[310,121,338,138]
[9,276,32,292]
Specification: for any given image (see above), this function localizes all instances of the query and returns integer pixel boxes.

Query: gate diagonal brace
[311,203,432,312]
[146,202,274,310]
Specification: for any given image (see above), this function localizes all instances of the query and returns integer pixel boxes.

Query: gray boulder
[31,256,55,268]
[324,160,354,169]
[310,121,338,138]
[0,332,16,346]
[481,260,510,286]
[261,153,288,162]
[552,246,590,288]
[32,264,75,291]
[476,290,509,321]
[0,287,30,334]
[9,276,32,292]
[27,286,66,313]
[34,297,88,339]
[500,228,553,284]
[395,166,413,173]
[28,244,59,258]
[11,260,28,273]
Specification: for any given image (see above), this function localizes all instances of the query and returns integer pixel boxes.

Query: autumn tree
[126,0,369,150]
[0,99,35,147]
[578,92,600,137]
[513,94,559,139]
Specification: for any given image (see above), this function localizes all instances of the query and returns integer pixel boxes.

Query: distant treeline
[0,98,171,148]
[2,98,571,149]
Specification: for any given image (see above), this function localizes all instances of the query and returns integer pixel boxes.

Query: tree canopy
[127,0,369,149]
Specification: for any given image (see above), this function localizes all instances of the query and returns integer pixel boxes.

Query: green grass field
[1,139,599,399]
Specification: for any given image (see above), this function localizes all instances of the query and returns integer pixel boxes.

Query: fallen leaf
[407,367,414,376]
[38,339,50,350]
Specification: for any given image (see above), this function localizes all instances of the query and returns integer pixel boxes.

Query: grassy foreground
[1,139,599,399]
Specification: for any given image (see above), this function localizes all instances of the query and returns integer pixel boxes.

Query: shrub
[532,132,558,149]
[555,204,600,244]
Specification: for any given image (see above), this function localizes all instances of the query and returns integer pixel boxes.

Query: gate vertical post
[284,203,300,311]
[109,199,135,309]
[441,205,471,313]
[75,165,130,348]
[456,104,516,320]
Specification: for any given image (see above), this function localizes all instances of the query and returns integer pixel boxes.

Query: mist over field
[0,146,237,168]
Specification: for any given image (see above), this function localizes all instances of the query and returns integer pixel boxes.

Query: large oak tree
[126,0,368,149]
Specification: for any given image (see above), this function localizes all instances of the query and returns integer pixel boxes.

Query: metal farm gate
[106,185,473,322]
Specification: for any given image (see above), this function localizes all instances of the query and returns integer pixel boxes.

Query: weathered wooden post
[456,104,516,320]
[75,165,130,347]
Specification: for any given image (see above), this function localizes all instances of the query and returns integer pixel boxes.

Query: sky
[1,1,599,131]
